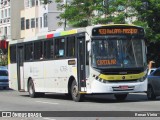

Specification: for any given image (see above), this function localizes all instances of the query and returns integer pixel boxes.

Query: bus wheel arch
[66,76,75,98]
[28,78,37,98]
[71,79,84,102]
[27,77,32,91]
[27,77,44,98]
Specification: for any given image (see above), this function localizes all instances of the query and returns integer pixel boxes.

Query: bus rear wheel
[71,80,84,102]
[114,93,128,101]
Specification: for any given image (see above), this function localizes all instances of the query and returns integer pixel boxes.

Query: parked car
[147,67,160,100]
[148,68,157,75]
[0,66,8,89]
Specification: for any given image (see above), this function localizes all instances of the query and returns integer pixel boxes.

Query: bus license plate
[119,86,128,90]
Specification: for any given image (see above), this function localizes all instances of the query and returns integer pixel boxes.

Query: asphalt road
[0,88,160,120]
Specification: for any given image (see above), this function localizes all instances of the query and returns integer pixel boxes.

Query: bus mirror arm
[89,52,92,58]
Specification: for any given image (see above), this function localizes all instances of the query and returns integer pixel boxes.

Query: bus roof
[9,24,143,44]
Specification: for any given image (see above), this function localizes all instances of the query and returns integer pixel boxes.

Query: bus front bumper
[90,79,147,94]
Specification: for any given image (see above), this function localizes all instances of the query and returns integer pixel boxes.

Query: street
[0,88,160,120]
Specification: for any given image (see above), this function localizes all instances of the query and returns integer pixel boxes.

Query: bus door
[76,33,86,92]
[17,45,24,91]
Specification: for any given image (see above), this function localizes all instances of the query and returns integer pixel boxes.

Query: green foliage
[0,55,8,66]
[41,0,160,42]
[131,0,160,42]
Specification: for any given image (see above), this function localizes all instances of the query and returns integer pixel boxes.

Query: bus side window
[44,39,54,59]
[55,38,65,58]
[67,36,75,57]
[10,45,17,63]
[34,41,43,60]
[25,43,33,61]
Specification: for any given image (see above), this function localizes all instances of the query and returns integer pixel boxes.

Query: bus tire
[114,93,128,101]
[147,85,156,100]
[71,80,84,102]
[28,80,38,98]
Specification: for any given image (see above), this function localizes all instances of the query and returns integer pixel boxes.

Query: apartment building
[0,0,12,64]
[20,0,63,39]
[10,0,24,40]
[0,0,10,39]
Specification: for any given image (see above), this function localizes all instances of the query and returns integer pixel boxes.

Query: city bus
[8,24,148,102]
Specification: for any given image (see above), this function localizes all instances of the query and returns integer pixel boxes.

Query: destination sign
[98,28,138,35]
[97,59,117,66]
[92,26,144,36]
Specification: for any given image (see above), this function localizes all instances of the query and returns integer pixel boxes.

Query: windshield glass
[92,38,144,69]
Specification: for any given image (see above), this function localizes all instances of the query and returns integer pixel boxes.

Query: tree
[130,0,160,42]
[41,0,136,26]
[41,0,160,42]
[55,0,106,27]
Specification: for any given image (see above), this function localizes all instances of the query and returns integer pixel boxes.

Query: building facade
[0,0,10,53]
[20,0,63,39]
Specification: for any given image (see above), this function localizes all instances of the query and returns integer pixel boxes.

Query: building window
[31,0,35,7]
[31,18,35,28]
[43,13,48,27]
[5,9,7,18]
[0,27,3,35]
[40,17,42,28]
[1,10,4,18]
[25,0,29,8]
[36,18,38,28]
[36,0,38,6]
[21,17,25,30]
[8,8,10,17]
[26,19,30,29]
[4,27,7,35]
[8,26,10,35]
[4,0,7,5]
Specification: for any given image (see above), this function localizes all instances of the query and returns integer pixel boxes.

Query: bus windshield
[91,38,144,69]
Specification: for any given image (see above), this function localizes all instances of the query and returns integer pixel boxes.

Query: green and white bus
[9,24,148,102]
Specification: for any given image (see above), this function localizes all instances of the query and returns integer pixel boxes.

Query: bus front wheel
[71,80,84,102]
[28,80,38,98]
[114,93,128,101]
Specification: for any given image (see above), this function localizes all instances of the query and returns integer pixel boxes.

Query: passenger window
[67,36,75,57]
[34,41,43,60]
[55,38,65,58]
[25,43,33,61]
[10,45,17,63]
[44,39,54,59]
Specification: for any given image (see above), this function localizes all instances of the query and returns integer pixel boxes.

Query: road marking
[35,101,59,105]
[43,117,56,120]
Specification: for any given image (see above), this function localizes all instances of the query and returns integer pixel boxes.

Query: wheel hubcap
[72,85,78,97]
[29,83,33,94]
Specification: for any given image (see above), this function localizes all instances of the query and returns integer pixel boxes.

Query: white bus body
[9,24,148,101]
